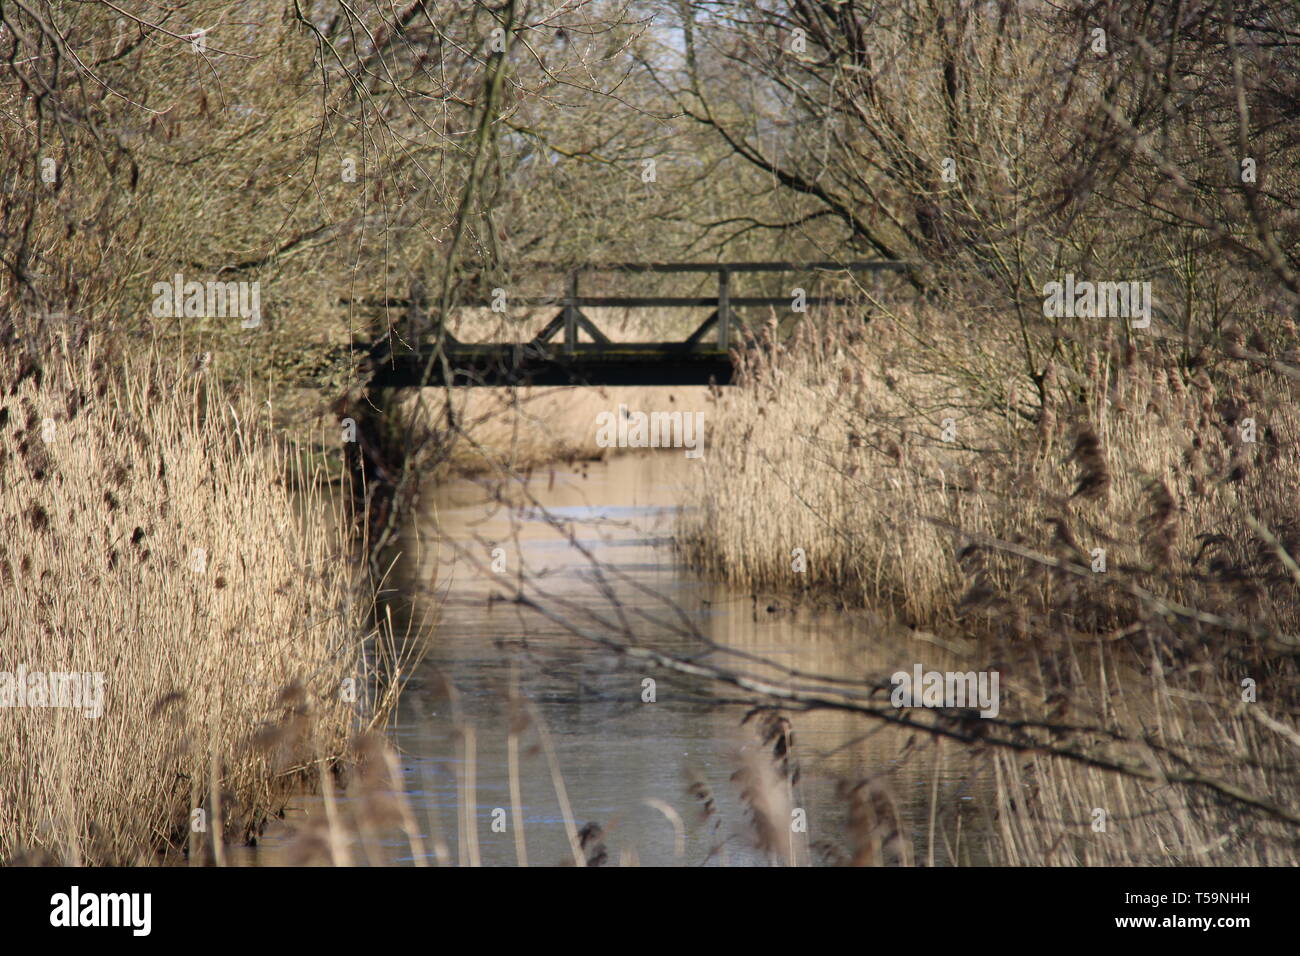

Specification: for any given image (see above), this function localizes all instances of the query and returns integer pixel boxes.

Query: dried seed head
[1067,424,1111,502]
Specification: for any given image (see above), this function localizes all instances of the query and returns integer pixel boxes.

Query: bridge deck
[369,342,734,387]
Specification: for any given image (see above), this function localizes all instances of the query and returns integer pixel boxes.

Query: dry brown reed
[0,338,397,864]
[675,296,1300,865]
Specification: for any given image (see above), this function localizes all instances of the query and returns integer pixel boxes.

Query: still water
[254,453,994,865]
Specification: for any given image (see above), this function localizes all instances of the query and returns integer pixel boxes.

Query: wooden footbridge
[364,261,909,387]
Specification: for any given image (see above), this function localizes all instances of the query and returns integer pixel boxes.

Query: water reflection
[252,453,995,865]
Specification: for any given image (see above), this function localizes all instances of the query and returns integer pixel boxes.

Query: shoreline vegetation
[674,301,1300,864]
[4,320,1297,866]
[0,339,418,865]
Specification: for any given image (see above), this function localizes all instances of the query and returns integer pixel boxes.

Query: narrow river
[253,453,995,865]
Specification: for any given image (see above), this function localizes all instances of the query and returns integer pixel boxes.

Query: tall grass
[681,304,1300,641]
[0,337,389,864]
[676,301,1300,864]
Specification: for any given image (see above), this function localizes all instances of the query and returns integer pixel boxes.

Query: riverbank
[671,304,1300,863]
[0,340,406,864]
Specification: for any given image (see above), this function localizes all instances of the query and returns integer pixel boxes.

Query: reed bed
[674,299,1300,865]
[680,305,1300,638]
[0,338,390,864]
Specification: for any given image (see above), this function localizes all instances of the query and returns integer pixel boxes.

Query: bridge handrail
[362,260,912,363]
[518,260,915,274]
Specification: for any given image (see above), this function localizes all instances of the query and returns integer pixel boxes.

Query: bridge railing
[506,260,913,353]
[361,261,913,386]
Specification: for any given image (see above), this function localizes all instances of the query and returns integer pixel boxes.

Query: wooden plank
[369,343,733,387]
[574,310,611,344]
[530,311,565,345]
[518,260,915,274]
[504,295,859,308]
[684,309,719,347]
[340,261,910,309]
[432,342,727,354]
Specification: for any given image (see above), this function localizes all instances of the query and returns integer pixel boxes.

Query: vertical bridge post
[564,269,579,356]
[717,267,731,350]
